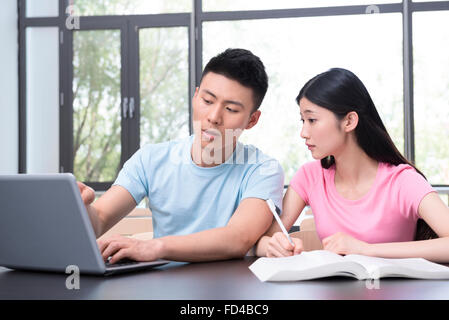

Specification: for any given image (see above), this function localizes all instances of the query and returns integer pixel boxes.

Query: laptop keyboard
[106,258,140,268]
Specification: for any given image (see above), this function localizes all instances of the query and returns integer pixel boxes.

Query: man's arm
[99,197,273,263]
[159,197,274,261]
[78,182,137,238]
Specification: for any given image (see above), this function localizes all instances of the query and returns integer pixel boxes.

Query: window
[18,0,449,190]
[413,11,449,185]
[72,0,191,15]
[203,13,403,182]
[203,0,401,11]
[26,0,58,17]
[65,1,190,188]
[139,27,190,147]
[25,27,59,173]
[72,29,122,182]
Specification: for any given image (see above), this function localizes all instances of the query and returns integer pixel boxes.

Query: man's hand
[97,235,164,264]
[77,181,104,237]
[322,232,369,255]
[266,232,304,257]
[77,181,95,206]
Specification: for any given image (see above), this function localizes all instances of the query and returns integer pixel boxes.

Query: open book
[249,250,449,282]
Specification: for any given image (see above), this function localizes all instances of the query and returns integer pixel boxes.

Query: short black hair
[201,48,268,111]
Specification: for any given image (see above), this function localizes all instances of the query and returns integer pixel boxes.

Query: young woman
[255,68,449,262]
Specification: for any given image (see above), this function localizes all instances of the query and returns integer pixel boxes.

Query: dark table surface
[1,256,449,300]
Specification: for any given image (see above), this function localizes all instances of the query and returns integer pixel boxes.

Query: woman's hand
[266,232,304,257]
[322,232,369,255]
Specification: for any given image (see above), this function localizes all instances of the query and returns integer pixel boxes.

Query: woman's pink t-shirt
[290,160,436,243]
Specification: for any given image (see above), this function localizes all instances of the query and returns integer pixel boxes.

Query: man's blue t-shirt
[113,135,284,239]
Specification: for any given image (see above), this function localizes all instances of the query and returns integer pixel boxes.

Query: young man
[78,48,284,264]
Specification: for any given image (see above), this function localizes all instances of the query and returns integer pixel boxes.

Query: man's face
[192,72,261,163]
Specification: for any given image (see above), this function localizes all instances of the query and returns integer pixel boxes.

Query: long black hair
[296,68,436,241]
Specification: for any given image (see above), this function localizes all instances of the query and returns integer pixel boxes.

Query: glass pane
[139,27,190,146]
[73,30,122,182]
[413,11,449,185]
[26,0,59,17]
[204,0,400,12]
[73,0,191,16]
[0,1,18,174]
[203,14,403,182]
[26,27,59,173]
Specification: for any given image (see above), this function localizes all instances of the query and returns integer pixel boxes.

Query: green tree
[73,29,121,182]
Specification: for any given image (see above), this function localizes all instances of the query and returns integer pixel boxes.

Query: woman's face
[299,97,346,160]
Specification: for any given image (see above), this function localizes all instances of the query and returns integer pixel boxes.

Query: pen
[266,198,294,246]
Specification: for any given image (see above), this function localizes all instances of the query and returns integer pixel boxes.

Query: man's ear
[343,111,359,133]
[192,87,199,109]
[245,110,261,130]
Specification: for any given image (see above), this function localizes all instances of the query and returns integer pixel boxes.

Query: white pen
[266,198,294,246]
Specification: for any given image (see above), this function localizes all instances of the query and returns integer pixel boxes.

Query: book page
[249,250,367,281]
[253,250,345,270]
[344,254,449,279]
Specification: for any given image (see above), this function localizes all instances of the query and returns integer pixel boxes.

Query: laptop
[0,173,169,276]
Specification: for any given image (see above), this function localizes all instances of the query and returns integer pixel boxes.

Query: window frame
[18,0,449,191]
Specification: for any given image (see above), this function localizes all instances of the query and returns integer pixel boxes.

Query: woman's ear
[343,111,359,133]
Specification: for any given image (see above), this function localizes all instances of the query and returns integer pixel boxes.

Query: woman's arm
[362,192,449,263]
[324,192,449,263]
[255,186,306,256]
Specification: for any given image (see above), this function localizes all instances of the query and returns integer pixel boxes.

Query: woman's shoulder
[299,159,323,171]
[380,162,430,188]
[290,160,326,185]
[288,160,324,204]
[381,162,423,178]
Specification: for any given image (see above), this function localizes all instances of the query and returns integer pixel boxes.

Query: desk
[1,257,449,300]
